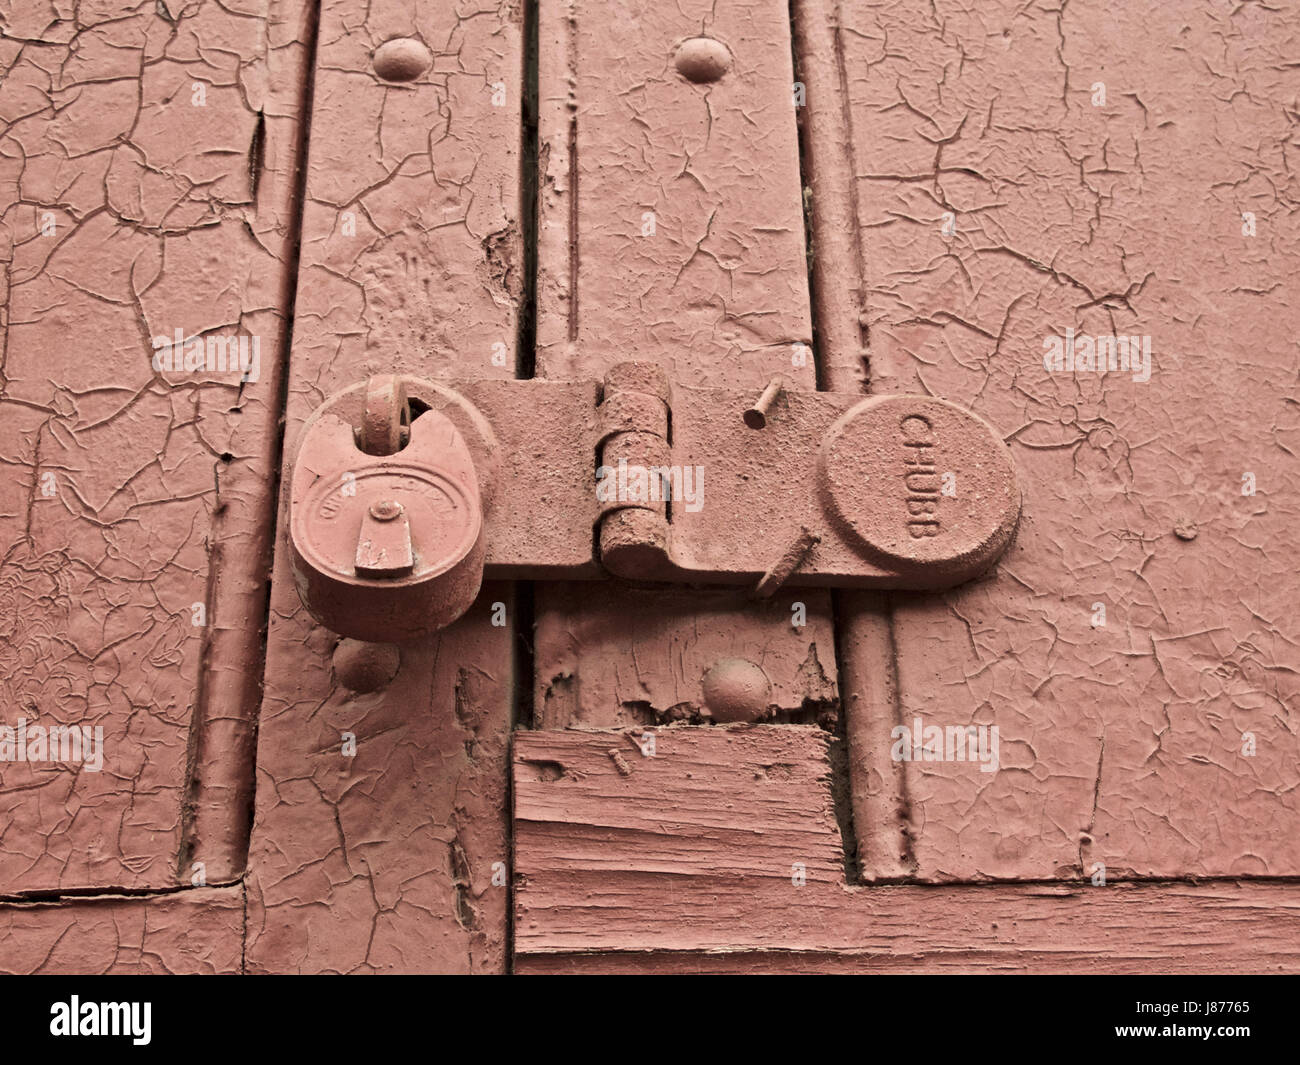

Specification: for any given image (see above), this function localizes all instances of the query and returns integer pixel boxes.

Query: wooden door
[2,0,1297,975]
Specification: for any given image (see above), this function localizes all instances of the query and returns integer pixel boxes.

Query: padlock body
[289,401,486,644]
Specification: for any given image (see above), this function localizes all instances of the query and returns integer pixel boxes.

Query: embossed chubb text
[901,414,941,539]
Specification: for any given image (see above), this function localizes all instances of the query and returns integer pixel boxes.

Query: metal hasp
[288,365,1021,642]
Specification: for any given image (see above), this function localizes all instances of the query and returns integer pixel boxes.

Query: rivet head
[673,37,732,84]
[333,638,400,693]
[369,499,403,522]
[372,38,432,82]
[701,658,771,722]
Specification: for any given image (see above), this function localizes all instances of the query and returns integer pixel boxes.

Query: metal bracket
[288,365,1021,642]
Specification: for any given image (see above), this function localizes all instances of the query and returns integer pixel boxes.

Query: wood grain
[514,726,1300,972]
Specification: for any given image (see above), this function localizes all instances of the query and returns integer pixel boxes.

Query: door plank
[530,1,836,730]
[514,727,1300,972]
[535,0,814,386]
[1,887,243,974]
[802,0,1300,881]
[534,585,837,727]
[243,0,524,973]
[0,0,311,892]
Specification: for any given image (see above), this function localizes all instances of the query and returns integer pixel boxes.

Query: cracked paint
[3,0,1297,975]
[837,0,1300,880]
[0,885,243,973]
[533,584,838,728]
[531,0,839,746]
[242,0,522,973]
[535,0,814,386]
[0,0,309,893]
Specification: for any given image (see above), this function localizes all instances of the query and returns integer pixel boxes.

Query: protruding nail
[751,525,820,598]
[744,375,785,429]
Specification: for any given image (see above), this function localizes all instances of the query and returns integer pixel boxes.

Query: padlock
[289,375,496,643]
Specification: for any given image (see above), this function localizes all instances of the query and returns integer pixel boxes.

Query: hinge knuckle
[596,362,674,576]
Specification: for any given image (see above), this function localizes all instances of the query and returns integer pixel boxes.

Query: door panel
[530,0,832,730]
[242,0,524,974]
[2,0,1297,976]
[514,725,1300,972]
[535,0,814,386]
[0,0,311,893]
[833,0,1300,881]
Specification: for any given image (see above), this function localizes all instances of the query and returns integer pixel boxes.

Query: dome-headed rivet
[674,38,732,84]
[701,658,771,722]
[373,38,432,82]
[333,639,400,693]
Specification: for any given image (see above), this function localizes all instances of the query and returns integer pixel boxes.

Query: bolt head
[333,639,400,693]
[701,658,771,723]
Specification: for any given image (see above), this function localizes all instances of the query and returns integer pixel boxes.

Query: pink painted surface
[829,0,1300,881]
[0,0,1296,974]
[242,0,523,973]
[514,726,1300,973]
[0,0,309,892]
[1,887,243,974]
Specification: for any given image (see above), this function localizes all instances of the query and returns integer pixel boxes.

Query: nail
[743,375,785,429]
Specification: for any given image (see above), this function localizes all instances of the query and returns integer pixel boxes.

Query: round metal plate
[817,394,1020,577]
[293,462,481,585]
